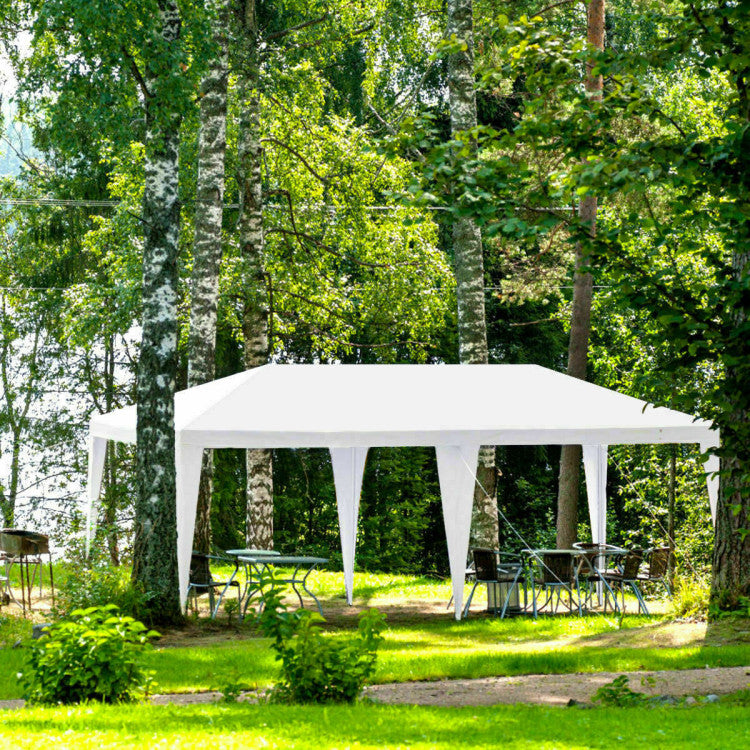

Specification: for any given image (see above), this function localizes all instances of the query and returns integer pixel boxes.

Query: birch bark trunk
[446,0,499,549]
[237,0,273,549]
[188,0,230,558]
[556,0,605,550]
[132,0,183,623]
[103,333,120,565]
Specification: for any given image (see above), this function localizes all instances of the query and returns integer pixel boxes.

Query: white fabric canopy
[85,364,719,618]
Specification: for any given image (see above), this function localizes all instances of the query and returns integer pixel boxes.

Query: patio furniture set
[462,544,672,618]
[0,529,55,615]
[187,548,328,620]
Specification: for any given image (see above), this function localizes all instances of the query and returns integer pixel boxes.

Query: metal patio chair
[642,547,673,597]
[187,552,241,619]
[601,549,648,613]
[527,550,581,616]
[463,548,526,618]
[572,542,623,613]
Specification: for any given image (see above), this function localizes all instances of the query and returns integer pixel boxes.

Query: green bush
[591,675,649,707]
[19,605,159,704]
[54,564,152,620]
[257,585,385,704]
[671,574,710,619]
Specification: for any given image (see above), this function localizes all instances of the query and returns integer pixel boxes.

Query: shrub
[592,675,648,707]
[54,563,153,620]
[670,573,710,619]
[19,605,159,704]
[257,585,385,704]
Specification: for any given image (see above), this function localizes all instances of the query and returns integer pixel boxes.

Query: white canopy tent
[85,364,719,619]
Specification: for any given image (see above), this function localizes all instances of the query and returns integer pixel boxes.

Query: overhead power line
[0,197,449,211]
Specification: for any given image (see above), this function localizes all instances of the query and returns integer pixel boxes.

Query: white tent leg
[583,444,608,545]
[436,444,480,621]
[700,441,720,524]
[176,443,205,609]
[85,435,108,557]
[330,447,369,605]
[583,444,608,603]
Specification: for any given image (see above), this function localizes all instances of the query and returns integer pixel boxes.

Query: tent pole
[85,434,108,558]
[700,440,720,525]
[582,444,608,546]
[436,444,481,620]
[175,442,205,609]
[330,447,368,605]
[583,444,608,602]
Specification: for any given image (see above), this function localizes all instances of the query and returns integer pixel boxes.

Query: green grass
[2,569,749,748]
[3,614,747,700]
[2,569,747,702]
[145,616,750,695]
[1,701,749,749]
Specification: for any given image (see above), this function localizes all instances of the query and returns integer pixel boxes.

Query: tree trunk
[446,0,499,550]
[711,247,750,610]
[103,334,120,565]
[667,445,676,587]
[188,0,230,560]
[237,0,273,549]
[0,307,42,529]
[132,0,183,625]
[5,428,20,528]
[556,0,605,550]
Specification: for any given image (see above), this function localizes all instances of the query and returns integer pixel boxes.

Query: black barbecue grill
[0,529,55,614]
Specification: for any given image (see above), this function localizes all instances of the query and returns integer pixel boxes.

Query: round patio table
[222,549,328,618]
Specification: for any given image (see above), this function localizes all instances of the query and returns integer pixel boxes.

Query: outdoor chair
[600,549,649,614]
[0,552,8,606]
[187,552,241,619]
[447,553,476,610]
[571,542,622,613]
[527,551,581,616]
[463,548,526,618]
[642,547,673,597]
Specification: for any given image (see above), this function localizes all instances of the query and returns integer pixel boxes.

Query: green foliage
[257,584,385,704]
[592,675,648,707]
[0,613,31,649]
[723,689,750,706]
[398,2,750,606]
[709,594,750,621]
[19,605,159,705]
[670,574,710,620]
[54,563,153,620]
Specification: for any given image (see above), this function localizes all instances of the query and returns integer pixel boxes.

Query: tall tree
[234,0,274,549]
[446,0,499,548]
[188,0,230,557]
[556,0,605,549]
[0,297,42,527]
[132,0,185,623]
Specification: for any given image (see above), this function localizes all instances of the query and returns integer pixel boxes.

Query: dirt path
[364,666,750,707]
[2,666,747,711]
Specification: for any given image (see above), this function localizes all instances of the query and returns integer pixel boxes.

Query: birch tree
[188,0,230,556]
[446,0,499,549]
[132,0,187,623]
[232,0,274,549]
[555,0,605,549]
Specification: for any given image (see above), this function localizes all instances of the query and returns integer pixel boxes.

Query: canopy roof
[87,363,719,618]
[90,363,716,448]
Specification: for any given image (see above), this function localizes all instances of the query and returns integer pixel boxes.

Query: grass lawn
[1,701,749,749]
[2,570,749,701]
[1,569,749,748]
